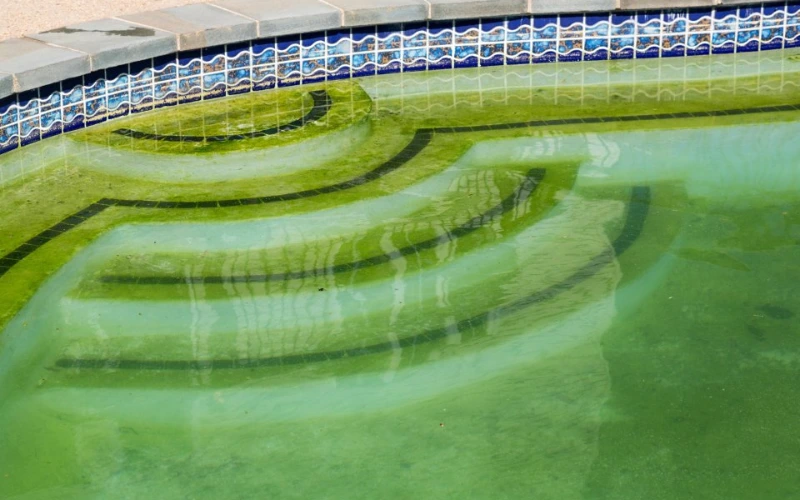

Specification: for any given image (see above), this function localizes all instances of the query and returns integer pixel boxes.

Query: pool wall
[0,0,798,156]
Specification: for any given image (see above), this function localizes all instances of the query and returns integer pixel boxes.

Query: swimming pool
[1,45,800,497]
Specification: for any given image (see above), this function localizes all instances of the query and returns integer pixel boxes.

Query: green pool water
[1,50,799,499]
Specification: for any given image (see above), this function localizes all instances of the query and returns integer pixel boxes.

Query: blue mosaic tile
[506,41,531,65]
[130,60,154,87]
[585,15,610,37]
[352,27,376,53]
[0,139,18,155]
[611,36,635,59]
[106,64,131,93]
[479,43,504,66]
[39,83,62,112]
[560,15,584,39]
[85,97,108,125]
[712,30,736,51]
[687,32,712,56]
[737,29,761,52]
[663,11,688,33]
[20,125,40,146]
[738,7,762,30]
[177,50,202,79]
[107,92,130,120]
[714,8,738,31]
[429,46,454,69]
[277,36,301,63]
[154,80,179,101]
[611,13,635,36]
[40,109,61,130]
[379,24,403,50]
[131,85,155,113]
[533,16,557,40]
[2,2,799,160]
[558,39,583,62]
[0,97,18,126]
[352,52,376,77]
[63,105,85,132]
[203,56,227,75]
[761,26,785,50]
[786,24,800,47]
[453,18,479,46]
[377,50,402,73]
[688,11,712,32]
[0,124,19,153]
[153,54,177,83]
[662,33,686,57]
[454,44,478,68]
[506,17,530,41]
[18,120,44,143]
[532,40,557,63]
[786,3,800,24]
[41,118,63,139]
[636,36,660,57]
[252,67,276,91]
[302,57,327,82]
[481,19,505,43]
[404,22,428,48]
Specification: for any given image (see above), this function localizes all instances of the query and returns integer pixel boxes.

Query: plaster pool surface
[0,51,799,499]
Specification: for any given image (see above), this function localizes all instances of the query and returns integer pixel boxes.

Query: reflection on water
[0,51,800,499]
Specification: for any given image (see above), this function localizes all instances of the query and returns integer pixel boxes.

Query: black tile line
[2,99,795,278]
[52,186,650,371]
[0,129,434,278]
[427,102,800,134]
[113,90,333,142]
[100,168,547,285]
[0,200,116,278]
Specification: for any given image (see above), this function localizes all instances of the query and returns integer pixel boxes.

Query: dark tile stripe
[0,130,433,277]
[53,186,650,371]
[100,168,546,285]
[112,90,333,142]
[0,200,113,278]
[429,103,800,134]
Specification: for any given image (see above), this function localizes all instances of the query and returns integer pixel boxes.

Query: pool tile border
[1,1,800,157]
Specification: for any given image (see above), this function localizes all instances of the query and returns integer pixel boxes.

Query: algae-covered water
[1,50,800,499]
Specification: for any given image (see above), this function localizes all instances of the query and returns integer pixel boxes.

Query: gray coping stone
[531,0,616,14]
[619,0,714,8]
[211,0,342,37]
[427,0,527,20]
[0,72,13,100]
[28,18,176,72]
[0,38,90,93]
[325,0,428,27]
[119,4,257,51]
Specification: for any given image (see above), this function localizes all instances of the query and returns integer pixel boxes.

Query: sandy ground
[0,0,203,40]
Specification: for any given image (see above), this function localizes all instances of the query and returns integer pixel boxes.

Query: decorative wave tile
[2,2,800,156]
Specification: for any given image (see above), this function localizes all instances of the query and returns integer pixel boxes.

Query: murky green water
[1,50,799,499]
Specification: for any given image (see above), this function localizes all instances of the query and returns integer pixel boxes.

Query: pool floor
[0,50,799,498]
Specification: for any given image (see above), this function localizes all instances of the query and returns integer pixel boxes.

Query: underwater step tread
[0,96,793,278]
[112,90,333,143]
[53,186,650,371]
[100,168,547,285]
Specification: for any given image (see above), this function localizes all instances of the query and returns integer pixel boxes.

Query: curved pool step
[99,168,546,286]
[113,90,332,143]
[49,190,633,365]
